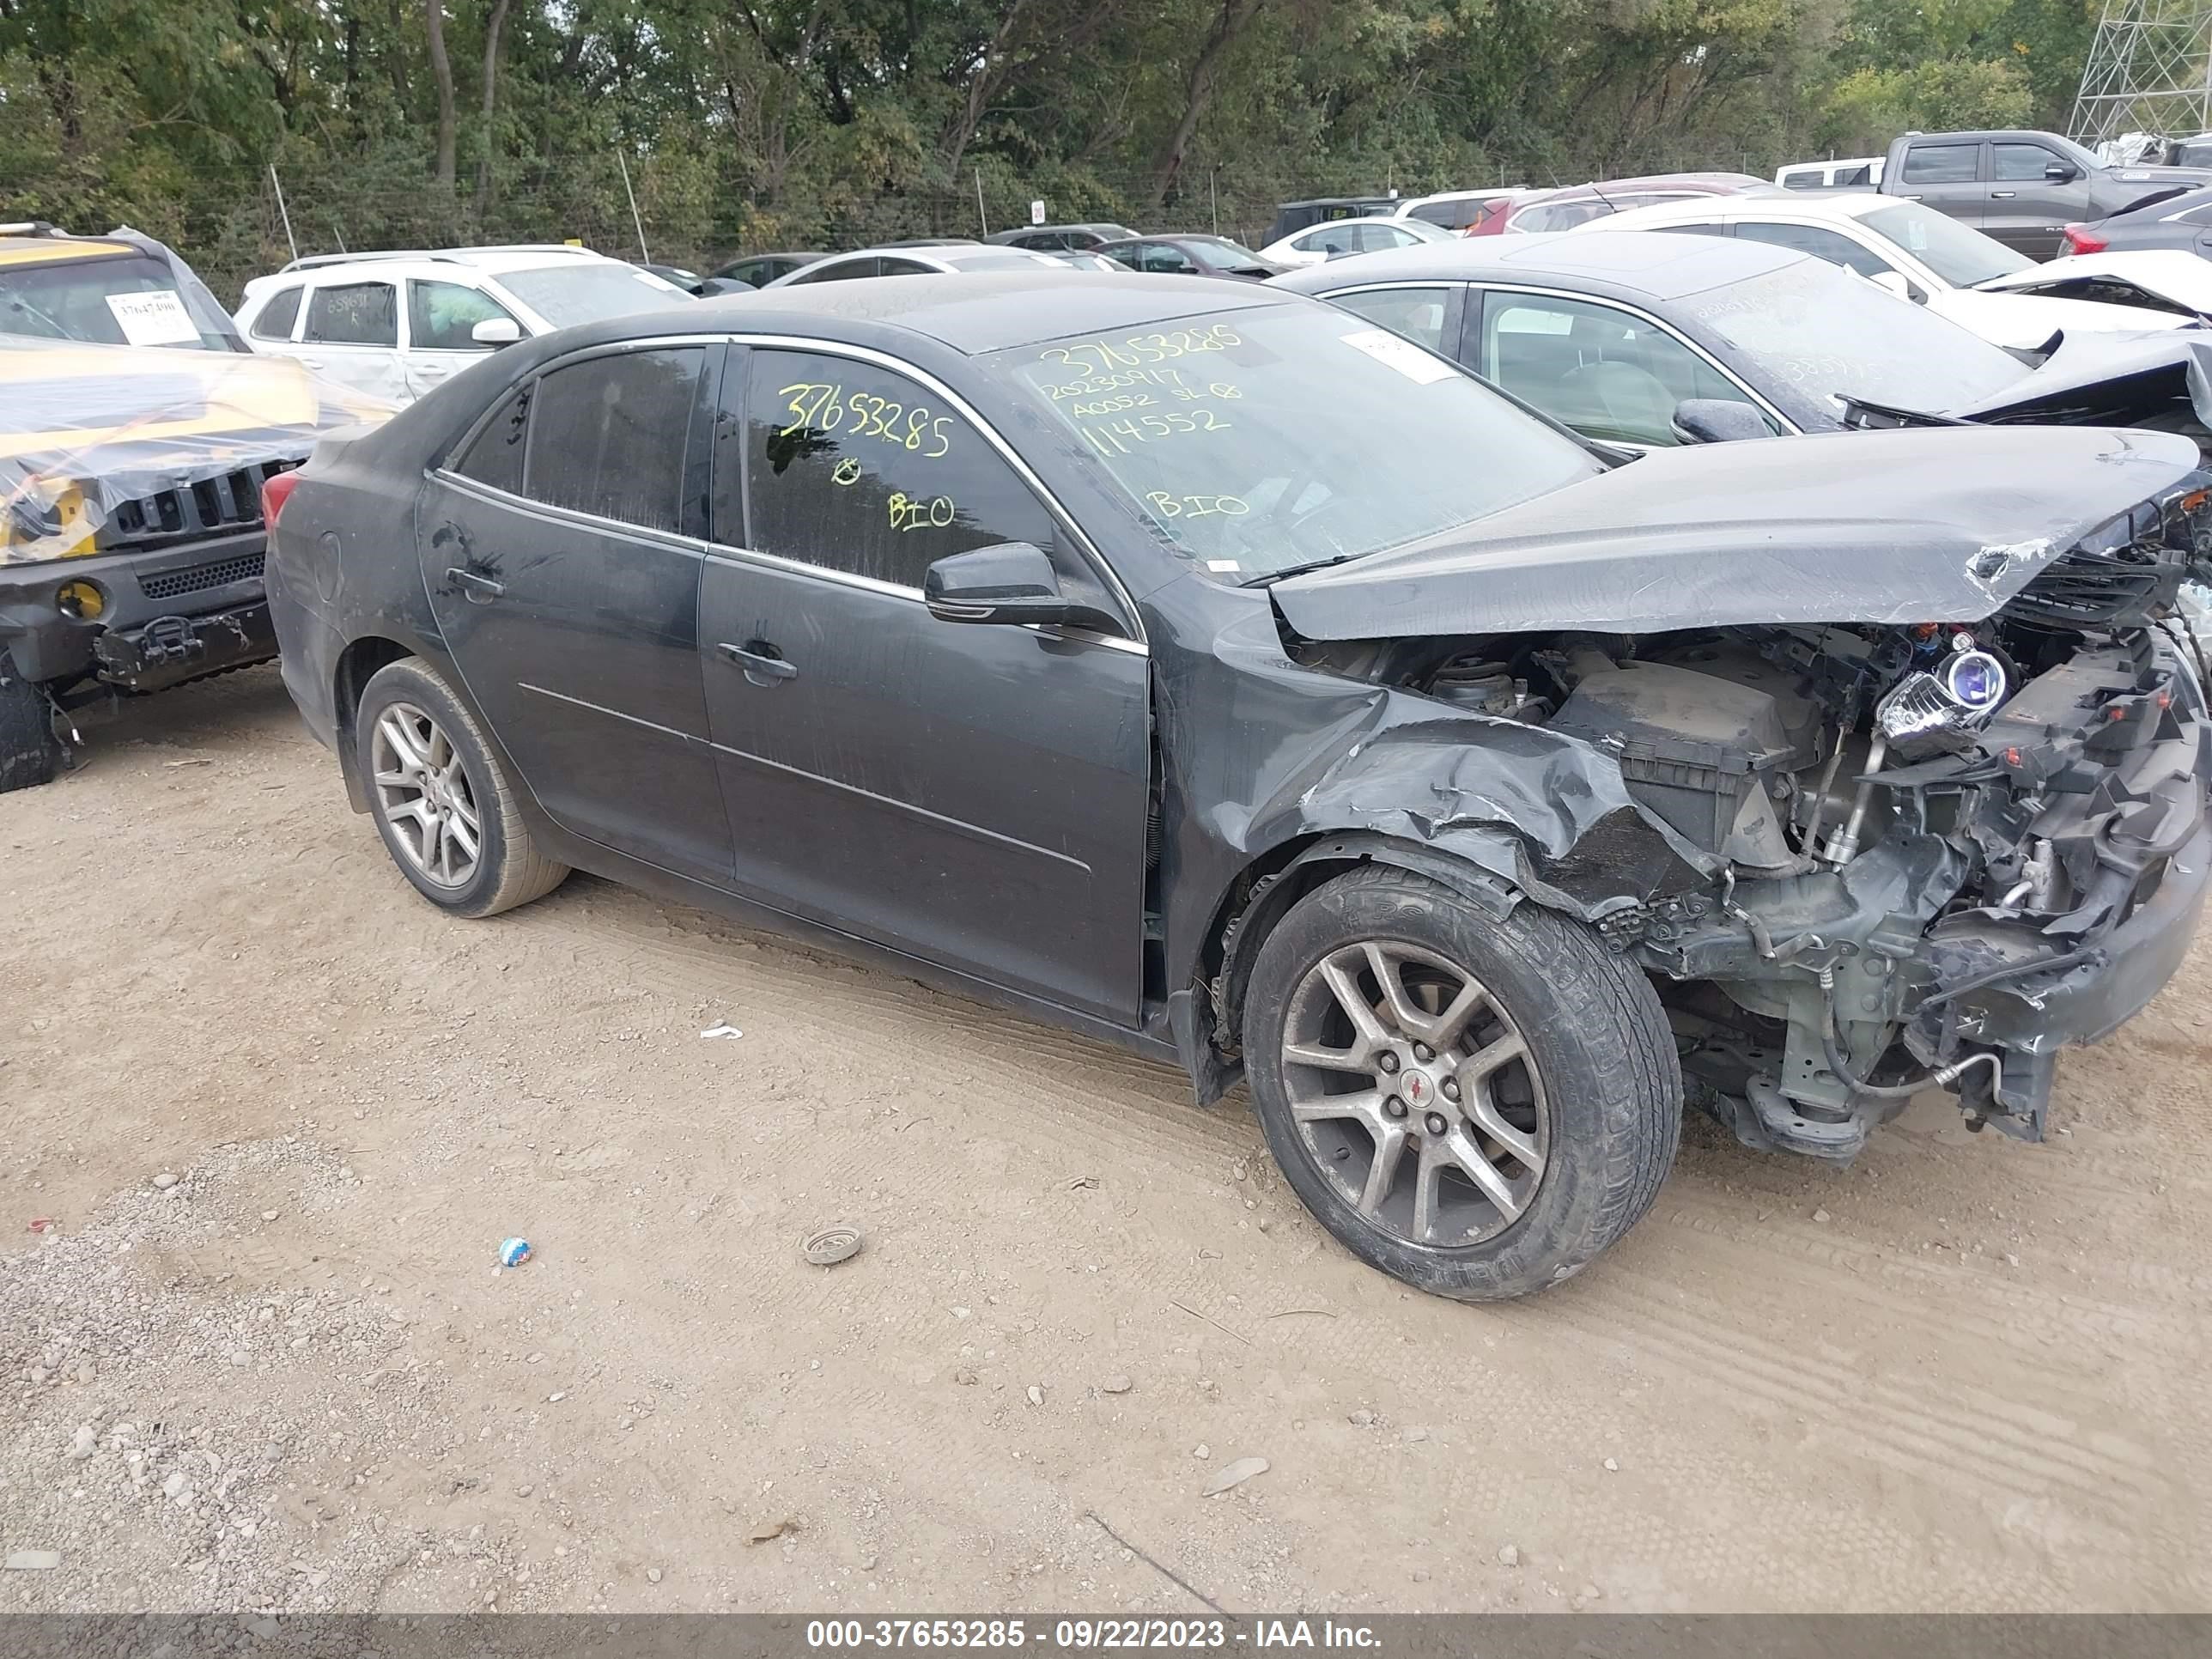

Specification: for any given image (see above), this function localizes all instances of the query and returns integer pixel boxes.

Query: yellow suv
[0,224,386,790]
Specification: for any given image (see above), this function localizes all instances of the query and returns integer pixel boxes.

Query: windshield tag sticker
[104,290,200,347]
[1206,559,1241,573]
[1338,329,1455,385]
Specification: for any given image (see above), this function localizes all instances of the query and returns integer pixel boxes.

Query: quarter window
[251,285,302,341]
[303,282,398,347]
[1900,144,1979,185]
[408,280,519,351]
[1480,295,1765,447]
[1330,286,1455,355]
[520,348,707,532]
[736,349,1106,608]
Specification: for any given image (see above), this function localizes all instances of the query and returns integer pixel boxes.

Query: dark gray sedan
[264,274,2212,1300]
[1271,229,2212,450]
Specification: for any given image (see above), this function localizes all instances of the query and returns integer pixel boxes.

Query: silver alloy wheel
[369,701,483,889]
[1280,939,1548,1247]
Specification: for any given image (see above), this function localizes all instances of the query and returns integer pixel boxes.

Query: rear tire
[1243,864,1680,1301]
[356,656,568,917]
[0,648,61,794]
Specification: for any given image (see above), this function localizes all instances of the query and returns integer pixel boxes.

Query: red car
[1504,173,1768,234]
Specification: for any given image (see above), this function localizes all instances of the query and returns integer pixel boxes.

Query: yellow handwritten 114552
[1042,325,1242,379]
[777,382,952,459]
[1079,409,1231,457]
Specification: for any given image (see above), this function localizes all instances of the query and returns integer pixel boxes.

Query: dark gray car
[1272,230,2212,451]
[2062,184,2212,257]
[264,274,2212,1300]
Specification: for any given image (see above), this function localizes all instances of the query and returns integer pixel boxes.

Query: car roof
[1594,191,1893,230]
[1272,228,1808,302]
[693,270,1284,354]
[1543,172,1766,200]
[0,234,138,268]
[252,247,628,285]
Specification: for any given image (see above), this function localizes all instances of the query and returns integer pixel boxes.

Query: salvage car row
[7,204,2211,1309]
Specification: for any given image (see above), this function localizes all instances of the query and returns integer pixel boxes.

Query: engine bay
[1282,562,2212,1161]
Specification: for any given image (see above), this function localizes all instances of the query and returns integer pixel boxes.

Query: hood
[1930,285,2190,350]
[1268,425,2203,641]
[1951,329,2212,427]
[1974,248,2212,321]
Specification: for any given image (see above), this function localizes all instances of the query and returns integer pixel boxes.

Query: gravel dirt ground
[4,666,2209,1616]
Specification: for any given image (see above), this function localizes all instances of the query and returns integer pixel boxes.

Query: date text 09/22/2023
[804,1619,1382,1650]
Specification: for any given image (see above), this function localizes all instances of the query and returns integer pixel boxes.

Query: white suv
[233,246,690,404]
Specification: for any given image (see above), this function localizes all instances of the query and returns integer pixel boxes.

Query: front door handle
[446,567,504,604]
[1990,190,2017,198]
[717,640,799,684]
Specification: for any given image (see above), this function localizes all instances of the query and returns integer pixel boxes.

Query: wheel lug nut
[1412,1042,1434,1062]
[1425,1112,1449,1136]
[1383,1096,1407,1119]
[1441,1078,1460,1101]
[1377,1053,1400,1074]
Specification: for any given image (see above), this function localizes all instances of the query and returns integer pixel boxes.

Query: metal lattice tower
[2070,0,2212,144]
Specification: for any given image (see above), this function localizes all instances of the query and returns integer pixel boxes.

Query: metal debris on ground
[699,1024,743,1040]
[801,1224,863,1267]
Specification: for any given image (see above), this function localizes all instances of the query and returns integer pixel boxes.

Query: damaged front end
[1268,428,2212,1161]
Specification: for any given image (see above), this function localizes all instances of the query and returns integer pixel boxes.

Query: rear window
[0,253,234,350]
[1900,144,1978,185]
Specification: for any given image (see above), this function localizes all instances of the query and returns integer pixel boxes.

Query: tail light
[2062,223,2107,254]
[260,470,301,528]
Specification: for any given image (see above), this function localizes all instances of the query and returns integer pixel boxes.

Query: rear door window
[518,347,709,533]
[303,282,398,346]
[1734,221,1896,279]
[251,285,302,341]
[1900,144,1979,185]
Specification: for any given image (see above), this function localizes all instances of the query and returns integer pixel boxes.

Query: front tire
[0,647,62,794]
[1243,864,1680,1301]
[356,656,568,917]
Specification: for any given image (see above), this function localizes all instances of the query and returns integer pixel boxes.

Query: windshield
[1686,258,2025,417]
[986,302,1601,581]
[495,262,689,329]
[1182,238,1269,270]
[1395,219,1457,243]
[1858,204,2033,287]
[0,254,232,350]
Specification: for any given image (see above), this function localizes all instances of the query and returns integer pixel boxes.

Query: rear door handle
[717,641,799,684]
[1990,190,2017,198]
[446,567,504,603]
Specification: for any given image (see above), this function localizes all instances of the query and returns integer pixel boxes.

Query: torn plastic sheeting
[2,332,393,566]
[102,227,252,355]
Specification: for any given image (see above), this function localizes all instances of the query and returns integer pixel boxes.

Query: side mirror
[471,317,523,346]
[1866,269,1924,305]
[2045,161,2080,184]
[923,543,1115,630]
[1670,398,1772,445]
